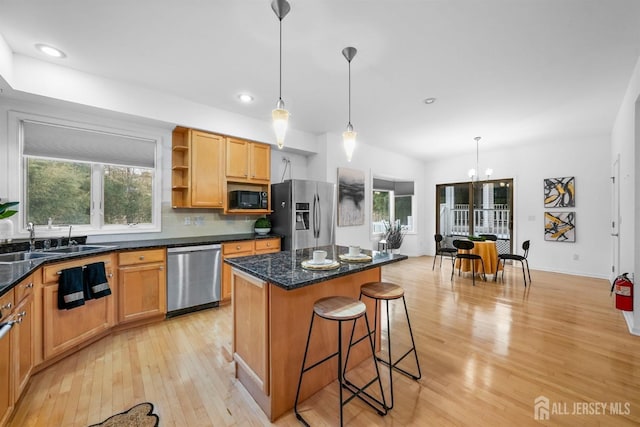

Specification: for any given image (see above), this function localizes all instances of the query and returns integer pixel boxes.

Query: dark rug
[88,402,159,427]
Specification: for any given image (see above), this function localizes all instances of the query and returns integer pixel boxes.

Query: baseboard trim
[622,311,640,336]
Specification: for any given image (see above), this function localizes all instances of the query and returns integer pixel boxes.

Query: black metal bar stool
[294,295,387,426]
[346,281,421,410]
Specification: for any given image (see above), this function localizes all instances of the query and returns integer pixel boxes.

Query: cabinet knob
[236,245,241,250]
[266,243,271,247]
[1,302,12,310]
[139,255,145,260]
[18,311,26,318]
[108,273,113,278]
[159,266,164,271]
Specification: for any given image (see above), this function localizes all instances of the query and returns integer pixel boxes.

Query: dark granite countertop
[0,233,280,296]
[224,245,408,290]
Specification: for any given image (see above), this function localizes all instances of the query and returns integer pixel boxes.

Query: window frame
[8,111,162,238]
[371,176,417,236]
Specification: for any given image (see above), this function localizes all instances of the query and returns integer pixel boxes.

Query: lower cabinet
[0,290,15,427]
[221,238,280,304]
[12,277,35,401]
[117,249,166,324]
[42,255,116,361]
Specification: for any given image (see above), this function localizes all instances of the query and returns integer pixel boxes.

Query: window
[17,116,160,235]
[372,177,415,234]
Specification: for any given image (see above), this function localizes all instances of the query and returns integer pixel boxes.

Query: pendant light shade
[271,0,290,149]
[342,46,357,161]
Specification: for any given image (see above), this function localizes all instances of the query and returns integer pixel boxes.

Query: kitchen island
[225,245,407,421]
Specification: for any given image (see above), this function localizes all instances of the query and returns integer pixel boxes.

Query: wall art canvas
[544,211,576,242]
[337,167,365,226]
[544,176,575,208]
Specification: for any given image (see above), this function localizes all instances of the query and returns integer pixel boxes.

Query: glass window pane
[104,166,153,225]
[372,190,390,233]
[26,158,91,225]
[394,195,412,228]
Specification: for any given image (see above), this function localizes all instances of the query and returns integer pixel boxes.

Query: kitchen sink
[48,245,116,253]
[0,251,59,263]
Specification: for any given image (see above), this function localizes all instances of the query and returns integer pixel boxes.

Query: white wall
[611,54,640,334]
[424,135,611,279]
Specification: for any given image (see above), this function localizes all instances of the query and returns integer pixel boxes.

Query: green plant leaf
[0,210,18,219]
[0,201,19,215]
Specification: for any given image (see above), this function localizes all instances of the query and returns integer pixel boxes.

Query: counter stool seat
[294,295,387,426]
[347,281,421,410]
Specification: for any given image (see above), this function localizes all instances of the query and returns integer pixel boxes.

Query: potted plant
[0,200,19,243]
[254,217,272,235]
[383,219,405,251]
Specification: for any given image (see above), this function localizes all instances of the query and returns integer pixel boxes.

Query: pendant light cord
[348,60,352,126]
[279,19,283,101]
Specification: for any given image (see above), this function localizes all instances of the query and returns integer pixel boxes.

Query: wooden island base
[232,267,381,421]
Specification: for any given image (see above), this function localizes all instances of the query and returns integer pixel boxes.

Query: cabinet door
[118,263,166,323]
[0,290,14,427]
[43,280,115,360]
[191,130,224,207]
[250,143,271,181]
[12,293,34,400]
[226,137,249,179]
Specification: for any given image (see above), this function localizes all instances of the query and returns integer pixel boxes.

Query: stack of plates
[301,259,341,270]
[338,253,372,263]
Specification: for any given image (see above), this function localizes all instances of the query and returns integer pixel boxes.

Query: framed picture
[544,176,575,208]
[337,167,365,226]
[544,211,575,242]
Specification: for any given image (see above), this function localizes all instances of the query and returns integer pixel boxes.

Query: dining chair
[433,234,457,270]
[495,240,531,286]
[479,234,498,241]
[451,239,487,286]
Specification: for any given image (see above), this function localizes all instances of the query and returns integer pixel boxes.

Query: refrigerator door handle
[316,193,322,239]
[312,194,318,238]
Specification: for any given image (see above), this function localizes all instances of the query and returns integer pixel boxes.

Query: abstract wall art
[337,167,365,226]
[544,176,575,208]
[544,211,576,242]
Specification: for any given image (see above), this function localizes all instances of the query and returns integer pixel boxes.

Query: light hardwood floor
[8,257,640,426]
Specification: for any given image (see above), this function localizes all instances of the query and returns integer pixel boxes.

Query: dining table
[454,239,503,276]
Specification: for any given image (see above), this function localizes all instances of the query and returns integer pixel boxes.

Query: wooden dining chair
[433,234,457,270]
[451,239,487,285]
[495,240,531,286]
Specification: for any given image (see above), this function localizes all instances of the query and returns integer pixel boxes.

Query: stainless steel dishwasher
[166,244,221,317]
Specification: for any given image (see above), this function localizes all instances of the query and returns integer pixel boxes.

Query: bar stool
[294,296,387,426]
[346,282,421,410]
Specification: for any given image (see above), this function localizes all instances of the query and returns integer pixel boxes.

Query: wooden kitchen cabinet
[12,275,35,402]
[225,138,271,182]
[171,127,225,208]
[221,238,280,304]
[117,249,167,324]
[42,254,116,361]
[0,290,14,427]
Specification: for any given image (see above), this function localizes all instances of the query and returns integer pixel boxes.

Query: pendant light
[342,46,357,162]
[271,0,291,149]
[467,136,493,181]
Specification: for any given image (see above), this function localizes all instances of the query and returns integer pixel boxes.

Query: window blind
[373,178,414,195]
[22,120,156,168]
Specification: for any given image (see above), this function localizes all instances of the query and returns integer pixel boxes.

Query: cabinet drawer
[223,241,254,256]
[118,249,166,266]
[42,255,113,284]
[0,289,14,322]
[15,275,34,303]
[255,238,280,253]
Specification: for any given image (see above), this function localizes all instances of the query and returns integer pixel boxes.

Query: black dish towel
[58,266,85,310]
[84,262,112,299]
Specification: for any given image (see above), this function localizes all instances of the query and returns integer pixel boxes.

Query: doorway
[435,178,514,254]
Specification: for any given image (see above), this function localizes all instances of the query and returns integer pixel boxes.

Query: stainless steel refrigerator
[270,180,336,251]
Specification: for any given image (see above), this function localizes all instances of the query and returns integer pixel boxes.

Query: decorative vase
[255,227,271,236]
[0,218,14,243]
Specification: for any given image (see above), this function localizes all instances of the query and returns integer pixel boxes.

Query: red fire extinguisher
[610,273,634,311]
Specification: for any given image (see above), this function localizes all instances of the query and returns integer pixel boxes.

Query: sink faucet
[26,222,35,251]
[68,225,77,246]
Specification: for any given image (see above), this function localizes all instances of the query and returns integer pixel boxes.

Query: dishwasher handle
[168,244,221,254]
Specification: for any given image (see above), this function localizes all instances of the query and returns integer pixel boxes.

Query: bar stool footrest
[342,379,388,415]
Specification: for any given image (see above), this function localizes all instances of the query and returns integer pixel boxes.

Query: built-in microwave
[229,190,268,209]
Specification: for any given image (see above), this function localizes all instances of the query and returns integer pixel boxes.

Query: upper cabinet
[172,127,271,214]
[226,137,271,183]
[171,127,224,208]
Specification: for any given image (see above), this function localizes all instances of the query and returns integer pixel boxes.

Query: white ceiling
[1,0,640,161]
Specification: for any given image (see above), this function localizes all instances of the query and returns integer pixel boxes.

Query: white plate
[305,259,335,266]
[346,253,367,259]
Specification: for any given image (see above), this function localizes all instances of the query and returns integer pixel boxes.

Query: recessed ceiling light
[35,43,66,58]
[423,97,436,104]
[238,93,254,103]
